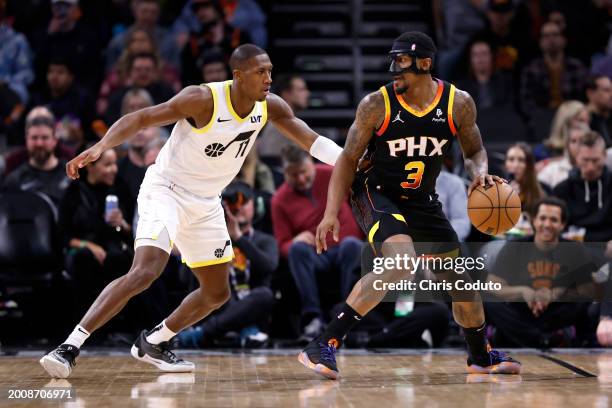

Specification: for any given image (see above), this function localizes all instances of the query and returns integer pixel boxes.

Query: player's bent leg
[437,270,521,374]
[40,244,170,378]
[131,262,231,373]
[299,232,416,380]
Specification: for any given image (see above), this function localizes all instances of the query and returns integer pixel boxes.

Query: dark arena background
[2,0,612,406]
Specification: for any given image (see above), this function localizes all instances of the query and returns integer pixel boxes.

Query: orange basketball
[467,182,521,235]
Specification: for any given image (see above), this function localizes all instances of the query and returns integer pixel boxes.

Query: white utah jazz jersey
[151,80,267,197]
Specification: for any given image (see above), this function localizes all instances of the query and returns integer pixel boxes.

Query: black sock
[463,323,489,364]
[321,303,363,347]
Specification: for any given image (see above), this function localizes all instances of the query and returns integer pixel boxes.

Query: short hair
[48,55,75,75]
[229,44,267,71]
[128,52,158,70]
[585,74,608,93]
[579,130,606,149]
[197,47,226,70]
[121,87,154,115]
[26,106,55,123]
[25,115,55,133]
[272,74,301,95]
[281,144,310,167]
[533,197,567,224]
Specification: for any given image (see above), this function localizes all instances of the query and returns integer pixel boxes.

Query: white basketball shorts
[134,167,233,268]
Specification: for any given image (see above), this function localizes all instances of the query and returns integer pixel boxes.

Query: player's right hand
[315,214,340,254]
[66,144,104,179]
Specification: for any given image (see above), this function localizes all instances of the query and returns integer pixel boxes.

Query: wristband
[309,136,343,166]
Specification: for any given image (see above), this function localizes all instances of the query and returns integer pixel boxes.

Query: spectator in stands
[506,143,547,212]
[585,75,612,148]
[2,115,69,208]
[31,0,103,93]
[198,47,229,83]
[105,52,175,125]
[172,0,266,49]
[456,39,514,110]
[180,0,248,86]
[258,74,311,164]
[486,197,596,347]
[431,0,486,79]
[541,100,590,160]
[106,0,177,71]
[271,146,362,340]
[117,125,160,204]
[520,21,588,124]
[59,148,134,315]
[539,123,590,189]
[0,0,33,142]
[30,57,96,149]
[554,131,612,242]
[98,28,180,117]
[178,181,277,347]
[435,170,471,242]
[478,0,534,74]
[3,107,75,176]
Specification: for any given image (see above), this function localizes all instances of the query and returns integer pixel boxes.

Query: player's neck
[229,84,256,118]
[400,77,438,109]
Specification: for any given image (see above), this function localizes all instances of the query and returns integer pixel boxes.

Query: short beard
[31,150,52,168]
[395,86,408,94]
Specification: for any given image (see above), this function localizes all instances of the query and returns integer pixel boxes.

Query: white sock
[64,325,90,348]
[146,320,176,345]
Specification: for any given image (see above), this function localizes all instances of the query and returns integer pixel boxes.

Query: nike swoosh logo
[77,327,88,335]
[217,118,232,122]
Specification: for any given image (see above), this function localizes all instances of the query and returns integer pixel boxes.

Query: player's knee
[203,285,231,309]
[125,266,160,292]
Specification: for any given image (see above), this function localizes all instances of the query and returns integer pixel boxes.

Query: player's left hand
[467,174,507,196]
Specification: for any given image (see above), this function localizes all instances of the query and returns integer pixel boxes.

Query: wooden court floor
[1,349,611,407]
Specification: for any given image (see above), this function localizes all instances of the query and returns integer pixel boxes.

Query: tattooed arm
[314,91,385,253]
[452,88,506,195]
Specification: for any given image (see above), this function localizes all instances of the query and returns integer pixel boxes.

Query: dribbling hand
[66,144,104,180]
[315,214,340,254]
[467,174,507,197]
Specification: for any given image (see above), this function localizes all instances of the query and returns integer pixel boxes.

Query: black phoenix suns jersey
[362,79,458,199]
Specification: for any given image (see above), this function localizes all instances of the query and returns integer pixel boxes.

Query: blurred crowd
[1,0,612,350]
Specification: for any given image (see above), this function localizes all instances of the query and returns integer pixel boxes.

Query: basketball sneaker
[298,337,340,380]
[131,330,195,372]
[39,344,80,378]
[467,347,521,374]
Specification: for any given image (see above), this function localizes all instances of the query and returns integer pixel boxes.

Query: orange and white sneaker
[467,348,521,374]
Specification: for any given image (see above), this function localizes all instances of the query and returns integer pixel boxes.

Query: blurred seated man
[553,131,612,243]
[585,74,612,147]
[271,146,362,340]
[105,53,175,125]
[177,182,277,347]
[486,197,598,347]
[198,47,229,83]
[257,74,310,165]
[3,107,75,176]
[2,114,69,208]
[30,56,97,148]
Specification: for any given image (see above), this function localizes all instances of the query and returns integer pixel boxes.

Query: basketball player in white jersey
[40,44,343,378]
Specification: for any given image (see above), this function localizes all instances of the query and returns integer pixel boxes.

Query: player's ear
[233,69,242,82]
[420,58,432,71]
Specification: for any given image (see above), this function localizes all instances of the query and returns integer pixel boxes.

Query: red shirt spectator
[272,163,362,258]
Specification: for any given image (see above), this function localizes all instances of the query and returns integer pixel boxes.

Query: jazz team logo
[204,130,256,158]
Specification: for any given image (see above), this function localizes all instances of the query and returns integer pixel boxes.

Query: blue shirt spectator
[0,20,33,105]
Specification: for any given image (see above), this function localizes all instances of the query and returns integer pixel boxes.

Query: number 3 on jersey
[400,161,425,189]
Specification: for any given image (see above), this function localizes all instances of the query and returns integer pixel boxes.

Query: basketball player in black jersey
[298,32,521,379]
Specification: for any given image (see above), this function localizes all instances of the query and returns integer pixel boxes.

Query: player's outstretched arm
[452,89,506,195]
[315,91,384,253]
[66,86,212,179]
[266,93,342,165]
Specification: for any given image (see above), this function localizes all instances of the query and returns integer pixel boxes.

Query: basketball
[467,182,521,235]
